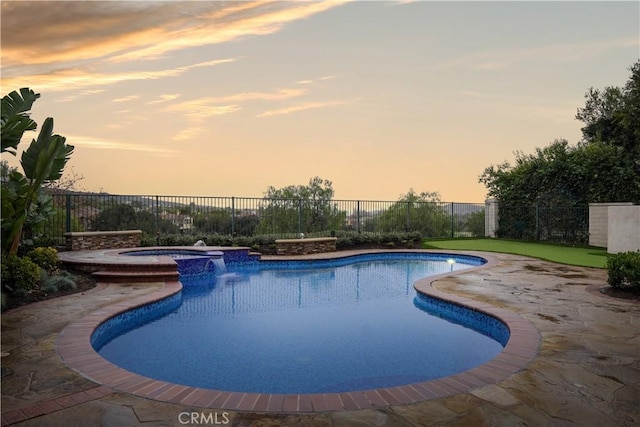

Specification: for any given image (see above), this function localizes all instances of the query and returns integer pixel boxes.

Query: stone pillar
[485,198,499,238]
[607,205,640,254]
[588,202,632,248]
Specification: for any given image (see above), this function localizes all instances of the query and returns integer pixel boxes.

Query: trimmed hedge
[142,231,424,254]
[606,251,640,290]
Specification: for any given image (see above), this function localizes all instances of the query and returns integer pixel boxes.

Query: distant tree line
[43,177,485,242]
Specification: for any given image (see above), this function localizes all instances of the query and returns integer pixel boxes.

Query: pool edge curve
[56,249,540,413]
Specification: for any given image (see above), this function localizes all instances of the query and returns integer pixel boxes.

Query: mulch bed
[2,271,97,312]
[599,286,640,301]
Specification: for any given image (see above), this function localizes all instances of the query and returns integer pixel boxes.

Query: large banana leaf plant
[1,88,74,256]
[1,88,40,155]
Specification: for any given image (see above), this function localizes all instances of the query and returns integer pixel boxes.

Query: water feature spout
[205,257,227,275]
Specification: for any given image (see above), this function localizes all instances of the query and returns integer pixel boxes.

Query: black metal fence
[496,204,589,244]
[43,193,486,246]
[38,193,590,247]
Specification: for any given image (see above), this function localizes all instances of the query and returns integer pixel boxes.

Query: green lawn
[422,238,608,268]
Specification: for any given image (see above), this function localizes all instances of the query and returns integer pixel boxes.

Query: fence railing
[42,192,486,246]
[38,193,589,247]
[495,204,589,244]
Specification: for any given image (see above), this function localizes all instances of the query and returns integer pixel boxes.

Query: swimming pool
[92,252,509,395]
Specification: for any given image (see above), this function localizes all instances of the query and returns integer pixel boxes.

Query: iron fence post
[450,202,454,238]
[356,200,360,234]
[65,194,71,233]
[155,196,160,245]
[535,204,539,240]
[406,202,411,232]
[231,197,236,236]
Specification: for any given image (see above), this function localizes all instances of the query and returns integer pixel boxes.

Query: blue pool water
[93,253,508,394]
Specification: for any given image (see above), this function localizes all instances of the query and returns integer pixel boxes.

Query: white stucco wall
[485,198,498,238]
[588,202,632,248]
[607,205,640,254]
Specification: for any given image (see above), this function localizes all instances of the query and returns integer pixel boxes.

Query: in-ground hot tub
[122,249,227,275]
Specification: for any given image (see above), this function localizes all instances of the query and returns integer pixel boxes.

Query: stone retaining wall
[275,237,337,255]
[65,230,142,251]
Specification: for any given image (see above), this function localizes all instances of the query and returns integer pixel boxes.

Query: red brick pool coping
[55,249,540,413]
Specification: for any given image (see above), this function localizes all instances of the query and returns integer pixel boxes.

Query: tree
[1,88,74,255]
[480,61,640,207]
[480,139,584,206]
[91,205,139,231]
[576,61,640,155]
[235,214,260,236]
[376,189,450,237]
[44,166,84,192]
[193,209,232,235]
[464,209,485,238]
[256,177,346,235]
[91,204,178,235]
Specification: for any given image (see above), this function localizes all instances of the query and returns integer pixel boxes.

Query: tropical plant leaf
[1,88,40,155]
[1,171,30,255]
[1,89,75,256]
[1,88,40,117]
[20,117,74,185]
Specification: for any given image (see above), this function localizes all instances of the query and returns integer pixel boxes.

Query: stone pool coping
[54,248,540,413]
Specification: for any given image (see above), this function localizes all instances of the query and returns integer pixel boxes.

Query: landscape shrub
[26,247,59,274]
[42,270,77,292]
[42,281,59,294]
[147,232,423,254]
[606,251,640,290]
[1,255,42,292]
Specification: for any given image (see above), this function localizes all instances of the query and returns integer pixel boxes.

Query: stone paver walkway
[1,251,638,426]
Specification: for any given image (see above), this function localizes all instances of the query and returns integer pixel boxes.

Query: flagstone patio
[1,251,638,426]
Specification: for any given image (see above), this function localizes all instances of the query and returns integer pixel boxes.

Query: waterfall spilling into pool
[205,257,226,275]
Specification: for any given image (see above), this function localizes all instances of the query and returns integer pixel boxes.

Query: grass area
[422,238,608,268]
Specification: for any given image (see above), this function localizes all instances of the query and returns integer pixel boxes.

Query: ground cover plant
[422,238,608,268]
[1,247,94,312]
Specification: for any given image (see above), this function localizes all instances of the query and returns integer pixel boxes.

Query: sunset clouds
[163,87,309,120]
[1,1,342,91]
[67,134,176,156]
[1,1,637,201]
[257,99,356,118]
[1,57,239,92]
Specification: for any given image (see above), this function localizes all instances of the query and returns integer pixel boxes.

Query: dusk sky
[1,1,638,202]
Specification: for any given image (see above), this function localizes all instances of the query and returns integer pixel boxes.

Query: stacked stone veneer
[275,237,337,255]
[65,230,142,251]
